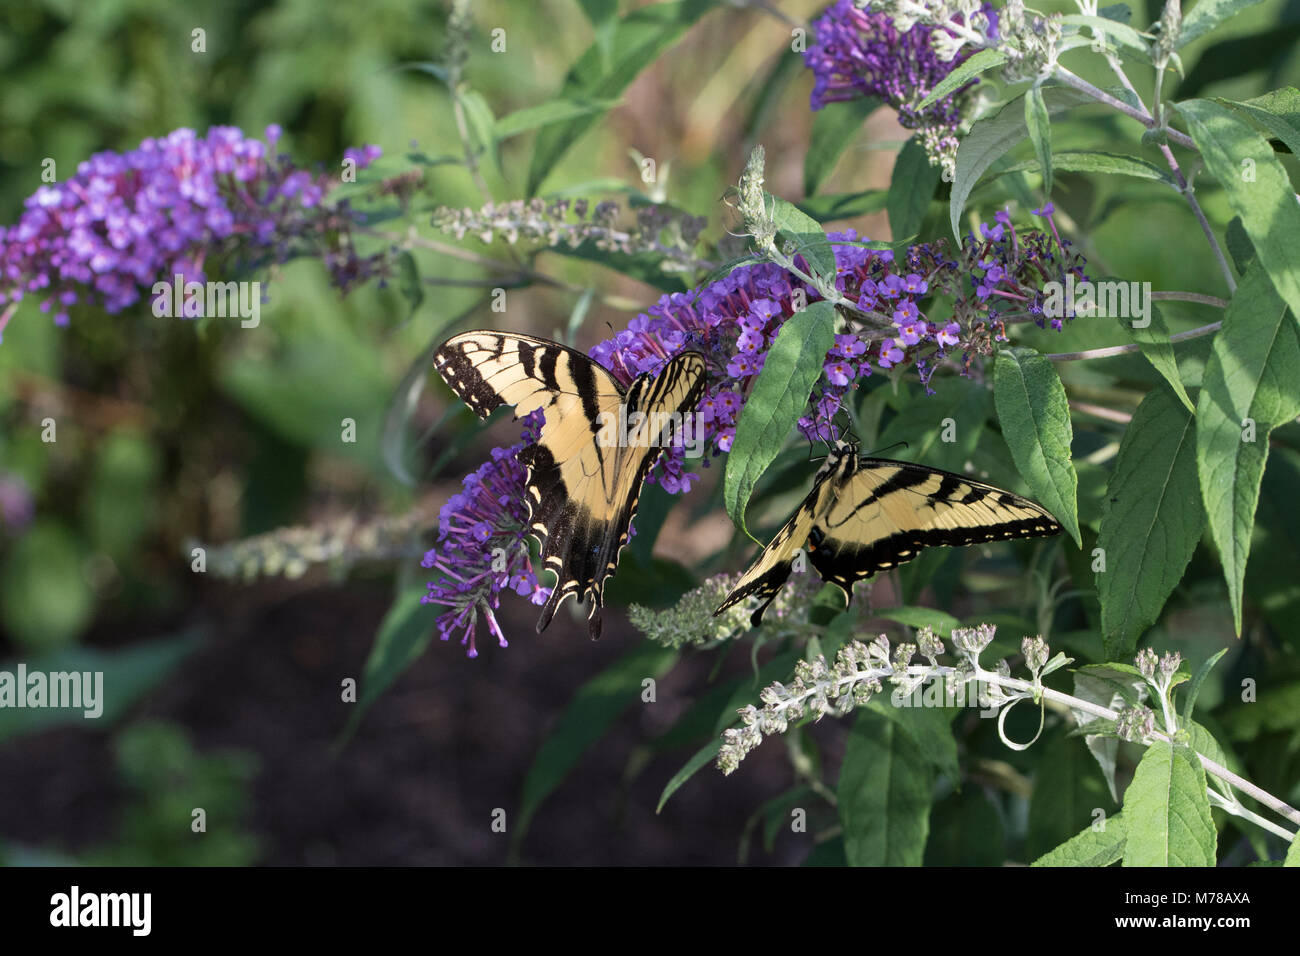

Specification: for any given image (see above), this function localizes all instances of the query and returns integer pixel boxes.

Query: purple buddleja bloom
[421,410,551,658]
[0,126,384,341]
[0,473,34,533]
[804,0,998,175]
[432,215,1085,654]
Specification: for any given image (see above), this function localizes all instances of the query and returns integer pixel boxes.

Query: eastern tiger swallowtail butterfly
[715,439,1061,626]
[434,330,707,639]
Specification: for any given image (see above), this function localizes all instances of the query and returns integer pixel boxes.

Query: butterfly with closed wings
[434,330,707,639]
[715,439,1062,626]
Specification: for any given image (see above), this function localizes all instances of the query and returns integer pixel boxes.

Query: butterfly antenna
[871,440,910,457]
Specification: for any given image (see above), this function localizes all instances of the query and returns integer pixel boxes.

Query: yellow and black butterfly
[715,439,1061,626]
[434,331,707,639]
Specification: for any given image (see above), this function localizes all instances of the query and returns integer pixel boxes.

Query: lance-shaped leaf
[951,87,1095,238]
[527,0,715,194]
[1196,264,1300,633]
[1025,85,1054,195]
[993,346,1081,545]
[1176,98,1300,318]
[888,136,941,248]
[804,97,881,196]
[1032,815,1127,866]
[1121,741,1217,866]
[1097,382,1204,657]
[724,300,837,537]
[838,710,933,866]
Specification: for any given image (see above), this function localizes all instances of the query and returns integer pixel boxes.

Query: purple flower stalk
[0,126,383,341]
[421,410,551,658]
[805,0,998,174]
[433,211,1086,654]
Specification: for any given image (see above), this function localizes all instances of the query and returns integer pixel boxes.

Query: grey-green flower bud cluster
[432,197,706,272]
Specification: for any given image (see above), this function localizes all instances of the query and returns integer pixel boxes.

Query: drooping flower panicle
[0,126,383,339]
[805,0,1000,175]
[421,410,551,658]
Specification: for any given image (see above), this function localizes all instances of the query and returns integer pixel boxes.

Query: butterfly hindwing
[716,442,1061,624]
[712,469,835,628]
[434,331,706,638]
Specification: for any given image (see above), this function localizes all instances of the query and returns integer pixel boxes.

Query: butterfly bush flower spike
[421,411,551,658]
[0,126,384,338]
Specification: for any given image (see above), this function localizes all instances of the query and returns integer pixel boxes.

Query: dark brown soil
[0,577,818,865]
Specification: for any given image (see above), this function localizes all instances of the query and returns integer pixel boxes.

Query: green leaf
[494,98,619,139]
[1179,0,1267,47]
[1176,99,1300,315]
[795,190,888,222]
[924,790,1005,865]
[577,0,619,70]
[874,605,961,636]
[1026,732,1113,859]
[1122,742,1217,866]
[1061,13,1153,57]
[771,197,836,284]
[1097,383,1204,657]
[457,89,499,174]
[990,149,1176,187]
[1032,815,1126,866]
[877,374,991,474]
[1214,88,1300,158]
[1186,719,1238,802]
[1025,85,1054,196]
[724,300,837,536]
[804,97,881,196]
[1196,264,1300,633]
[865,697,960,786]
[527,0,715,195]
[0,519,96,652]
[951,87,1096,239]
[551,239,689,293]
[1131,304,1195,413]
[518,642,677,840]
[1286,834,1300,866]
[395,251,424,319]
[342,588,434,739]
[888,136,941,247]
[838,710,933,866]
[1182,648,1229,724]
[919,47,1005,109]
[380,301,480,486]
[993,347,1081,545]
[0,631,203,742]
[657,737,723,813]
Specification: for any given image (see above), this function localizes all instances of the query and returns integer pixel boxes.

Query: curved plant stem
[1046,320,1223,362]
[1159,144,1238,295]
[1054,67,1197,152]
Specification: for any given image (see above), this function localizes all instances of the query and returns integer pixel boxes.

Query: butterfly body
[434,331,706,638]
[716,440,1061,627]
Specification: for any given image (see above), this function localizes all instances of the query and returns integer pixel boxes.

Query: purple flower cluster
[0,473,34,535]
[805,0,997,171]
[432,209,1087,654]
[0,126,382,341]
[421,410,551,658]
